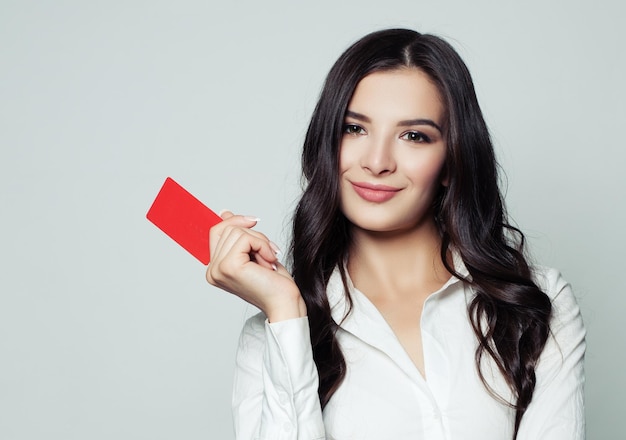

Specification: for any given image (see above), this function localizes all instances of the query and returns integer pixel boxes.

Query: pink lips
[351,182,401,203]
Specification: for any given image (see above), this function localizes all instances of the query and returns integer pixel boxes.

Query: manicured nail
[269,241,282,257]
[218,209,231,217]
[271,263,278,271]
[243,216,260,222]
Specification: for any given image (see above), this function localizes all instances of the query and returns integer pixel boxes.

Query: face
[339,68,447,234]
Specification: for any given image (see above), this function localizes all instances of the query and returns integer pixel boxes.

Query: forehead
[348,68,444,123]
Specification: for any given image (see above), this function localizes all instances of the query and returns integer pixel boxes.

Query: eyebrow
[345,110,443,134]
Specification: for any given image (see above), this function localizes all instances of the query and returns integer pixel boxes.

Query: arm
[517,268,586,439]
[232,314,326,440]
[205,212,324,439]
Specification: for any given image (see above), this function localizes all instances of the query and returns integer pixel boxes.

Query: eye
[343,124,366,135]
[401,131,431,143]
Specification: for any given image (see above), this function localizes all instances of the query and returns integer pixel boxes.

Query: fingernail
[243,216,260,222]
[269,241,282,257]
[271,263,278,271]
[218,209,231,217]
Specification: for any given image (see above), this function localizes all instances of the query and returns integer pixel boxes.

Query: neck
[347,219,451,299]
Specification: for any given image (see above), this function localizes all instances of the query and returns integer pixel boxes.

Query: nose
[361,135,396,175]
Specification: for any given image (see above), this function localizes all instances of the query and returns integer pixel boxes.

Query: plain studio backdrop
[1,0,624,438]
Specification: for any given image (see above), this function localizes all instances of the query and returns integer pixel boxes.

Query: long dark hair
[289,28,552,439]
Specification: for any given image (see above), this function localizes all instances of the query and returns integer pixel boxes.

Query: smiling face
[339,68,448,235]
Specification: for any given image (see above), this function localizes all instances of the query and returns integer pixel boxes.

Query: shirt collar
[324,249,470,383]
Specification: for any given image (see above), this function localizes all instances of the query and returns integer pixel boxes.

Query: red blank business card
[146,177,222,264]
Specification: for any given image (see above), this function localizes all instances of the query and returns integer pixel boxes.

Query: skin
[206,212,306,323]
[340,68,451,376]
[207,68,451,376]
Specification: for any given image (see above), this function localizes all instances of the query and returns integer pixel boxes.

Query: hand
[205,211,307,322]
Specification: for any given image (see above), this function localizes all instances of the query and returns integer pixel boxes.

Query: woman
[206,29,585,439]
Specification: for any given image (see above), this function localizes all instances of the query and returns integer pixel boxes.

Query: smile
[350,182,401,203]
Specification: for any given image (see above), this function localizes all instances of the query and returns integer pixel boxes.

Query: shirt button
[282,421,294,432]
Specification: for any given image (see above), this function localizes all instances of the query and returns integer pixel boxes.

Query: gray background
[1,0,624,438]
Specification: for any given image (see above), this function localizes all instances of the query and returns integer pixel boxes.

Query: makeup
[351,182,401,203]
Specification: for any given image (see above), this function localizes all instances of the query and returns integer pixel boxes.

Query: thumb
[219,209,235,220]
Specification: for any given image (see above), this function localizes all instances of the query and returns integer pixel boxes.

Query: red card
[146,177,222,264]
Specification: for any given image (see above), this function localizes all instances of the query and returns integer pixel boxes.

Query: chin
[347,210,437,236]
[352,218,420,234]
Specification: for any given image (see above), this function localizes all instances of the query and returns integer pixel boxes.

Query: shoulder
[517,266,586,438]
[532,266,582,324]
[532,266,586,352]
[532,265,569,300]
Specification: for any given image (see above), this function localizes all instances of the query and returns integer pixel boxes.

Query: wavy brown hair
[289,29,551,439]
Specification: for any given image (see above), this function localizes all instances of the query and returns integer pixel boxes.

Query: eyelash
[343,124,365,135]
[343,124,432,144]
[401,131,432,143]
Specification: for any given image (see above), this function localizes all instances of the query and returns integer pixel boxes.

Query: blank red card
[146,177,222,264]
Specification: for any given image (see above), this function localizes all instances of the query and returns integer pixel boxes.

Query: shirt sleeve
[232,313,326,440]
[517,268,586,439]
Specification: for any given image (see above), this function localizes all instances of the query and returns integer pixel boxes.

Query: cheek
[338,143,355,175]
[404,153,447,187]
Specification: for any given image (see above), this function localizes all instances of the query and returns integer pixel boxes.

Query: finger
[212,224,265,263]
[251,251,278,271]
[209,228,277,282]
[219,209,234,220]
[209,214,259,262]
[211,219,277,266]
[210,225,246,273]
[230,226,282,258]
[212,227,276,268]
[273,261,293,278]
[211,214,259,237]
[219,227,277,268]
[215,225,279,272]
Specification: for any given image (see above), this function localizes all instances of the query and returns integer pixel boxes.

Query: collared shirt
[231,262,585,440]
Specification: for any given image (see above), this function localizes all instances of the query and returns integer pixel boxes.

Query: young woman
[206,29,585,440]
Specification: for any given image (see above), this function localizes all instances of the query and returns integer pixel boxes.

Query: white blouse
[231,261,585,440]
